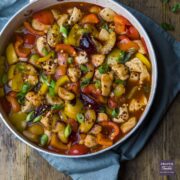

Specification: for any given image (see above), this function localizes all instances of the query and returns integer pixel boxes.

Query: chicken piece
[99,8,116,22]
[90,125,102,135]
[84,134,98,148]
[75,51,89,64]
[125,58,150,84]
[100,31,116,54]
[41,58,58,75]
[46,94,63,105]
[91,54,105,67]
[68,7,83,25]
[21,100,34,113]
[40,111,52,130]
[129,95,148,112]
[25,92,44,107]
[57,14,68,27]
[120,117,137,134]
[111,64,129,80]
[67,67,81,82]
[101,73,113,96]
[99,29,109,41]
[129,72,140,83]
[97,113,108,122]
[113,104,129,123]
[134,40,146,55]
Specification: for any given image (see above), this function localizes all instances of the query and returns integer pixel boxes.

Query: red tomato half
[68,144,89,155]
[127,26,140,40]
[33,10,54,25]
[24,34,36,45]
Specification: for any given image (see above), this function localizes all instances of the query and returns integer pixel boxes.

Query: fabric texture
[0,1,179,180]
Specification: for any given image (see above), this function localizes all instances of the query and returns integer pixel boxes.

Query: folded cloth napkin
[0,0,180,180]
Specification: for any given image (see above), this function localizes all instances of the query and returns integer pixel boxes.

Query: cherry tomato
[33,10,54,25]
[108,97,118,109]
[69,144,89,155]
[127,26,140,40]
[24,33,36,45]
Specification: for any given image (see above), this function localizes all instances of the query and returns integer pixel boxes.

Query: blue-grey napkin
[0,1,180,180]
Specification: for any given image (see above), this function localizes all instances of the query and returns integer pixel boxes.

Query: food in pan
[0,2,151,155]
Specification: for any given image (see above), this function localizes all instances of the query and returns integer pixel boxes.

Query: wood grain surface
[0,0,179,180]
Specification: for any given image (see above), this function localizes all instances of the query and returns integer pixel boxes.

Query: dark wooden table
[0,0,179,180]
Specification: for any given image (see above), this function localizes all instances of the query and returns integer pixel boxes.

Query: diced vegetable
[114,84,125,97]
[28,123,44,135]
[64,124,72,138]
[40,134,49,146]
[33,10,54,25]
[81,14,99,24]
[24,21,45,36]
[55,75,70,93]
[6,43,18,65]
[55,44,76,56]
[9,112,27,132]
[76,113,85,123]
[135,53,151,70]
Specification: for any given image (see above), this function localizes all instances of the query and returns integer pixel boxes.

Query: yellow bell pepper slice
[55,75,70,93]
[39,76,51,95]
[64,99,83,119]
[6,43,18,65]
[135,53,151,70]
[8,65,16,80]
[37,51,54,63]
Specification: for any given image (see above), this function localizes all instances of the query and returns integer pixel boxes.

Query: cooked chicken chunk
[84,134,98,148]
[68,7,83,25]
[99,29,109,41]
[101,73,113,96]
[99,8,116,22]
[129,72,140,83]
[90,124,102,135]
[41,58,58,75]
[113,104,129,123]
[120,117,137,134]
[25,92,44,107]
[125,58,150,84]
[129,95,148,112]
[91,54,105,67]
[40,111,52,130]
[21,100,34,113]
[134,40,146,54]
[75,51,88,64]
[57,14,68,27]
[111,64,129,80]
[67,67,81,82]
[100,31,116,54]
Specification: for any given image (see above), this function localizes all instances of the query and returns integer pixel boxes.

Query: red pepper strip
[14,36,31,58]
[100,121,120,140]
[55,44,77,57]
[24,21,45,36]
[97,133,113,146]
